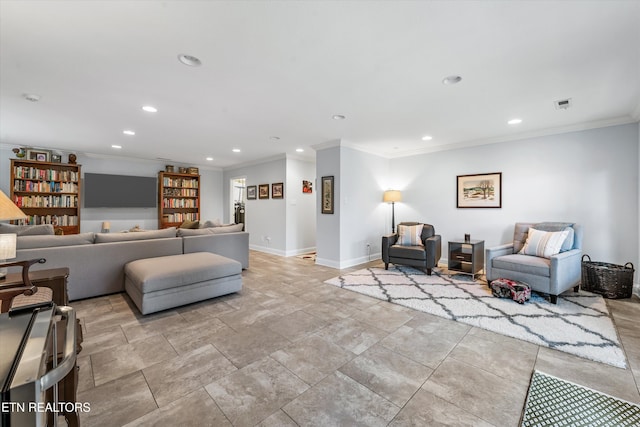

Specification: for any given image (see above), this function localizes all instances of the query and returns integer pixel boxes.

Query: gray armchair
[382,222,441,275]
[485,222,583,304]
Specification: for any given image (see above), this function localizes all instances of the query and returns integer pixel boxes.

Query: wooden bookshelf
[10,159,81,234]
[158,171,200,229]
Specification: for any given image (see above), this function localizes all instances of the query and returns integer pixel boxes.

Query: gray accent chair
[485,222,583,304]
[382,222,442,275]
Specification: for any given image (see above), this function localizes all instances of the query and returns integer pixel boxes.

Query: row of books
[163,188,198,197]
[13,195,78,208]
[13,179,78,193]
[21,215,79,226]
[163,213,199,223]
[13,166,79,182]
[162,177,199,188]
[162,198,199,208]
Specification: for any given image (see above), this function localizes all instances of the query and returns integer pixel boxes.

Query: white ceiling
[1,0,639,169]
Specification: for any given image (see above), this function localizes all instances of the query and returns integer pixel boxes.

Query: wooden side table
[1,267,82,427]
[448,239,485,280]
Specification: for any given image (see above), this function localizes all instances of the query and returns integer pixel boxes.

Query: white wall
[285,157,316,256]
[0,144,224,232]
[224,157,287,254]
[391,123,639,267]
[315,145,341,267]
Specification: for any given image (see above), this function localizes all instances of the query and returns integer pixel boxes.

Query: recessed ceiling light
[142,105,158,113]
[232,148,241,153]
[206,157,213,161]
[507,118,523,125]
[442,75,462,85]
[123,130,135,135]
[22,93,41,102]
[269,136,280,141]
[332,114,346,120]
[111,145,122,149]
[296,148,304,153]
[178,54,202,67]
[421,135,433,141]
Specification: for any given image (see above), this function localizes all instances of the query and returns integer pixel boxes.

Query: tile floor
[71,251,640,426]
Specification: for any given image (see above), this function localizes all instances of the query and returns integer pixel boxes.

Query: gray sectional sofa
[7,226,249,301]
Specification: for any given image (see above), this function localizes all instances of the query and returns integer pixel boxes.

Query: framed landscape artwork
[258,184,269,199]
[272,182,284,199]
[247,185,257,200]
[321,176,334,214]
[457,172,502,208]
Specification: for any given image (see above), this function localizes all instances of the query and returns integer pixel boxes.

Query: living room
[1,1,640,426]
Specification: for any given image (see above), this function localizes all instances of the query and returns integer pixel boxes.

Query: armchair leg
[574,285,579,292]
[384,263,389,270]
[426,268,432,276]
[550,295,558,304]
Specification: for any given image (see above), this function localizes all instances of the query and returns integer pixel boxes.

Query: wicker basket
[581,254,635,299]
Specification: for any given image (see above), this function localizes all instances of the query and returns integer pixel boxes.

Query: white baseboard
[249,244,286,256]
[285,247,317,257]
[316,252,382,270]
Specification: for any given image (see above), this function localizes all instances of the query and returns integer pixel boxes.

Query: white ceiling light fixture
[232,148,241,153]
[178,54,202,67]
[554,98,572,110]
[442,75,462,85]
[421,135,433,141]
[123,130,135,135]
[142,105,158,113]
[111,145,122,149]
[296,148,304,152]
[22,93,41,102]
[507,118,523,125]
[206,157,213,161]
[332,114,346,120]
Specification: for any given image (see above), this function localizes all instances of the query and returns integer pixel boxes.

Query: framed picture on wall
[258,184,269,199]
[26,149,51,162]
[321,176,334,214]
[302,180,312,193]
[456,172,502,208]
[272,182,284,199]
[247,185,257,200]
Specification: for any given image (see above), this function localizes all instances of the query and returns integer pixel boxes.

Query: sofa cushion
[0,223,55,236]
[209,223,243,234]
[17,232,95,249]
[492,254,550,277]
[397,224,424,246]
[519,228,569,258]
[177,228,212,237]
[95,227,177,243]
[389,245,426,260]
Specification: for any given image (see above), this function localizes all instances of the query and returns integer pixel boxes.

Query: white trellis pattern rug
[325,265,627,368]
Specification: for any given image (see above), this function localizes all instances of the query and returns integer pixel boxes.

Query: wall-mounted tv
[84,173,157,208]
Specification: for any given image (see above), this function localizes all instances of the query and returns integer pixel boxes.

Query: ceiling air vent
[554,98,572,110]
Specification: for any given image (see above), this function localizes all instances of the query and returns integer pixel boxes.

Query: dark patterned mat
[521,371,640,426]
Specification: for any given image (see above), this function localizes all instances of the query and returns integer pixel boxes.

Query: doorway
[230,177,246,228]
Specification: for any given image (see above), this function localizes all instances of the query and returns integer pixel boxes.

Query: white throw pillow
[397,224,424,246]
[519,228,569,258]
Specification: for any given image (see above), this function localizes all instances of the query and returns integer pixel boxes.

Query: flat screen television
[84,173,157,208]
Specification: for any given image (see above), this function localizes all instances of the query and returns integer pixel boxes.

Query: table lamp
[0,190,28,279]
[383,190,402,233]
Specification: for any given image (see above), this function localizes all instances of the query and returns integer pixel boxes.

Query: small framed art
[321,176,334,214]
[247,185,257,200]
[271,182,284,199]
[258,184,269,199]
[27,149,51,162]
[302,180,312,193]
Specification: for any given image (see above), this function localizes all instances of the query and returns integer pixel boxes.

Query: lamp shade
[383,190,402,203]
[0,234,16,259]
[0,190,27,220]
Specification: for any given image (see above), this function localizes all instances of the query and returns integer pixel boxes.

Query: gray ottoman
[125,252,242,314]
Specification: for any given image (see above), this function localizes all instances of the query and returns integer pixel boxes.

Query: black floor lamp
[383,190,402,233]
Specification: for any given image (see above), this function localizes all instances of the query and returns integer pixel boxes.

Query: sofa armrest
[485,243,514,281]
[549,249,582,293]
[425,234,441,268]
[382,233,398,263]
